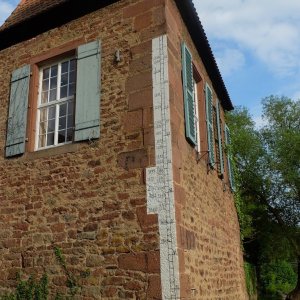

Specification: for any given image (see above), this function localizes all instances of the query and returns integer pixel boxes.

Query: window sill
[23,143,79,160]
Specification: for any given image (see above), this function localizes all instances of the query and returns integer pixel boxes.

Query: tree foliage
[226,96,300,298]
[260,260,297,295]
[1,274,48,300]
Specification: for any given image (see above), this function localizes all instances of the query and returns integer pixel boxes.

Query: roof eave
[174,0,234,111]
[0,0,233,111]
[0,0,119,51]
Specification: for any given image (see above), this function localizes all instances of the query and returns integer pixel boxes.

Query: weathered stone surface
[117,149,148,170]
[0,0,163,299]
[0,0,247,299]
[86,255,104,267]
[166,0,247,299]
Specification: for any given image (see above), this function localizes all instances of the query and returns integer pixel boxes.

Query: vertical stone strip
[146,35,180,299]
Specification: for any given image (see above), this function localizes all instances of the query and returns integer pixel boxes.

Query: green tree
[227,96,300,299]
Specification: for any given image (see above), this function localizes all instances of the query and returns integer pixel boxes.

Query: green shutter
[225,124,231,145]
[205,83,215,167]
[225,124,235,190]
[5,65,30,157]
[181,42,197,146]
[75,40,101,142]
[216,100,224,176]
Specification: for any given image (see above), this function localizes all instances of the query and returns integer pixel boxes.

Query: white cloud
[292,91,300,101]
[215,48,245,76]
[248,104,267,129]
[0,0,17,26]
[252,115,268,129]
[194,0,300,77]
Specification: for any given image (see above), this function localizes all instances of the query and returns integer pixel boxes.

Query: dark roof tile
[0,0,66,31]
[0,0,233,110]
[174,0,233,110]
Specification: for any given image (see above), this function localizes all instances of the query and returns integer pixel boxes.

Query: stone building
[0,0,247,299]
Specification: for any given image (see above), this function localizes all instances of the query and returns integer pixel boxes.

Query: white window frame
[35,57,76,151]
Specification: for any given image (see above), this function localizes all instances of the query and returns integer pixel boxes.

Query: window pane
[47,132,55,146]
[59,117,66,130]
[48,106,56,119]
[43,68,50,80]
[39,135,46,148]
[42,79,49,92]
[61,61,69,74]
[50,77,57,89]
[67,115,74,128]
[66,128,73,142]
[41,91,48,104]
[60,86,67,99]
[70,59,76,71]
[59,103,67,116]
[47,119,55,133]
[40,108,47,122]
[49,89,57,102]
[58,130,66,144]
[69,71,76,84]
[69,83,75,96]
[39,122,47,136]
[61,73,68,86]
[51,65,58,77]
[68,101,74,115]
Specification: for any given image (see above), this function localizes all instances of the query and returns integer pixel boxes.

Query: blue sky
[1,0,299,125]
[0,0,18,24]
[194,0,300,125]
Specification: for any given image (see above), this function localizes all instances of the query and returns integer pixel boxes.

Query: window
[181,41,232,184]
[181,42,198,147]
[225,124,235,190]
[215,100,225,176]
[193,79,200,153]
[37,58,76,149]
[5,40,101,158]
[213,106,218,160]
[205,83,215,168]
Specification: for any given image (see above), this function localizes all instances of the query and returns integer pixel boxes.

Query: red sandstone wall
[165,0,248,299]
[0,0,165,298]
[0,0,249,298]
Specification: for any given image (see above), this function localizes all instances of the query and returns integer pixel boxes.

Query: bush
[1,273,48,300]
[244,262,257,297]
[260,260,297,296]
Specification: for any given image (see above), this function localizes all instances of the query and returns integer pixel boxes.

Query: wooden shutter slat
[181,42,197,146]
[205,83,215,167]
[225,124,235,190]
[6,65,30,157]
[216,100,224,175]
[75,40,101,142]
